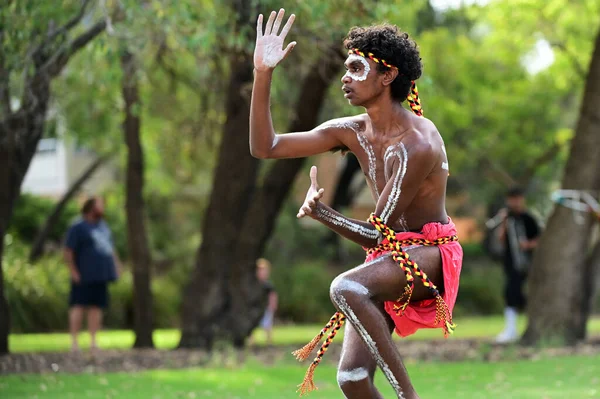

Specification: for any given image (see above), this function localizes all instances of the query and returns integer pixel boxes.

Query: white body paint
[397,216,409,232]
[330,291,405,399]
[441,144,449,171]
[317,207,380,240]
[324,120,360,133]
[381,143,408,223]
[383,144,397,181]
[330,276,370,296]
[329,256,404,399]
[262,42,282,68]
[344,54,371,81]
[356,132,379,198]
[337,367,369,384]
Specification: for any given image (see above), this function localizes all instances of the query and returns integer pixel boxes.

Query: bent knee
[330,275,370,305]
[337,367,371,388]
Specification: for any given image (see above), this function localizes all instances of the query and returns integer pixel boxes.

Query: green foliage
[3,238,188,333]
[455,261,505,316]
[1,0,90,70]
[3,238,69,333]
[272,260,337,323]
[9,194,79,245]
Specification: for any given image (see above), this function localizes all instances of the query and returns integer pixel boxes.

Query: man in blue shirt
[64,197,121,353]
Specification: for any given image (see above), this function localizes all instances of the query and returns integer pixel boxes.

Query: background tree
[523,28,600,345]
[120,47,154,348]
[178,0,425,349]
[0,0,110,355]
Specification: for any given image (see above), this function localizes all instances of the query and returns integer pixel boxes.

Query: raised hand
[297,166,325,219]
[254,8,296,72]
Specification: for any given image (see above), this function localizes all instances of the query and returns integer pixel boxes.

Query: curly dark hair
[344,24,423,102]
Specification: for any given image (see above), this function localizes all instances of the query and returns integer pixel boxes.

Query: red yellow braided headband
[348,48,423,117]
[349,48,396,69]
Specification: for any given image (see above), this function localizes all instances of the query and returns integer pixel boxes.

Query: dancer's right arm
[250,9,344,159]
[297,166,381,248]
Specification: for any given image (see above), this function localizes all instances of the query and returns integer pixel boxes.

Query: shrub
[272,260,337,323]
[9,193,80,245]
[4,236,186,332]
[455,257,505,316]
[4,236,70,332]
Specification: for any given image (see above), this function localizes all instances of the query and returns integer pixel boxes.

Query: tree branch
[549,41,587,80]
[154,41,202,92]
[519,141,563,186]
[46,0,92,45]
[42,19,107,78]
[479,157,517,187]
[29,0,93,70]
[19,17,107,115]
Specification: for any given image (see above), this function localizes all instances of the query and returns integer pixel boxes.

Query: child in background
[256,258,278,346]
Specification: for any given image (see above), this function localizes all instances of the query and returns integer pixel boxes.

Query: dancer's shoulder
[317,114,368,134]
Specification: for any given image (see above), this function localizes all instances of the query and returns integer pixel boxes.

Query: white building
[21,137,116,198]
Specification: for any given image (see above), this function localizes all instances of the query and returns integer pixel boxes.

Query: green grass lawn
[9,315,600,353]
[1,355,599,398]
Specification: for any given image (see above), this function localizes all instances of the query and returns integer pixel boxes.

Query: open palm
[297,166,325,219]
[255,9,296,71]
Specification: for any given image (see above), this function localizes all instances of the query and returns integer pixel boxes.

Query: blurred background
[1,0,600,398]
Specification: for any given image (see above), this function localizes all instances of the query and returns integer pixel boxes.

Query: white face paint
[343,54,371,82]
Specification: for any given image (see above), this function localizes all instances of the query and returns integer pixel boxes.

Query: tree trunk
[0,2,106,355]
[575,237,600,340]
[0,121,20,355]
[224,47,345,344]
[0,90,51,353]
[178,0,257,349]
[522,29,600,346]
[0,225,8,355]
[121,50,154,348]
[29,155,109,262]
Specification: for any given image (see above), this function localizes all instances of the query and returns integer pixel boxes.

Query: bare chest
[349,130,405,200]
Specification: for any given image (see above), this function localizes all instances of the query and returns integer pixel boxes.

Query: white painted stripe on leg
[337,367,369,384]
[331,277,370,296]
[331,292,405,399]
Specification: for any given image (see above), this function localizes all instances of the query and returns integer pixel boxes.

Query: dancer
[250,9,462,398]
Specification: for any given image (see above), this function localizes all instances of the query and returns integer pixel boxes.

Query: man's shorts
[69,282,109,309]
